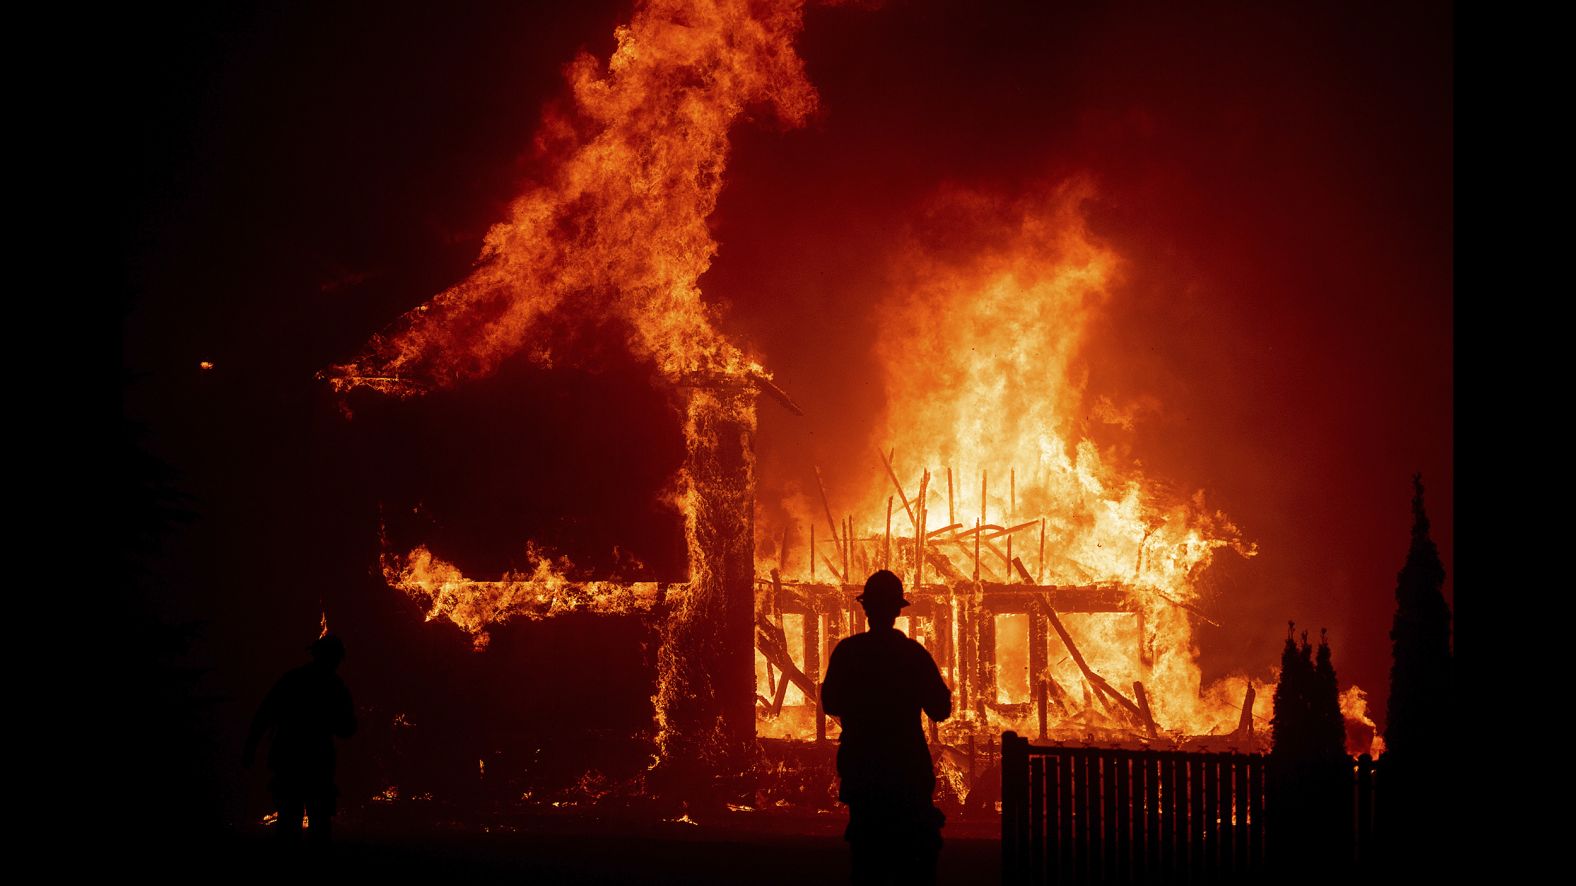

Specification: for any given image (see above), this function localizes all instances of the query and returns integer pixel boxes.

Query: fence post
[1058,748,1073,882]
[1030,754,1045,885]
[1003,732,1027,882]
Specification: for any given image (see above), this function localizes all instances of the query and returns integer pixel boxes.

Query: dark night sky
[116,0,1450,816]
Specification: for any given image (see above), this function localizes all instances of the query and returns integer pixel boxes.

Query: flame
[757,180,1273,742]
[318,609,329,639]
[1340,684,1384,757]
[383,542,666,649]
[324,0,816,394]
[325,1,818,779]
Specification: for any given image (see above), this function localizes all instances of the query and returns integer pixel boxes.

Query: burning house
[315,0,1373,812]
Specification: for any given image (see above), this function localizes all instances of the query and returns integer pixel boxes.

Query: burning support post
[654,379,759,799]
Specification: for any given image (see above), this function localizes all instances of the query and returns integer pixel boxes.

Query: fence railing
[1001,732,1379,884]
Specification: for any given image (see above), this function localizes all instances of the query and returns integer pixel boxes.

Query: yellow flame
[383,543,666,647]
[757,180,1272,742]
[1340,684,1383,757]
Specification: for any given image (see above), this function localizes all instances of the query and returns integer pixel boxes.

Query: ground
[171,811,1002,883]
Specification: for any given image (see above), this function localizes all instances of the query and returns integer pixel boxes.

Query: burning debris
[751,182,1278,759]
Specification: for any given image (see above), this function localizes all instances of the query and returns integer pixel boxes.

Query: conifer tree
[1313,630,1347,759]
[1271,622,1311,759]
[1385,474,1452,758]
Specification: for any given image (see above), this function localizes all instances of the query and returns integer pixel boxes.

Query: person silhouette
[244,634,356,847]
[820,570,952,885]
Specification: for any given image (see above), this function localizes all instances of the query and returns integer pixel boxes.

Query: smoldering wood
[1030,600,1049,734]
[977,600,997,713]
[1038,518,1046,583]
[754,612,819,702]
[1041,670,1074,716]
[1016,556,1144,725]
[885,496,893,568]
[770,579,1128,616]
[932,594,953,672]
[925,548,970,585]
[814,465,841,547]
[1145,587,1223,627]
[974,519,982,582]
[1036,679,1048,740]
[985,520,1041,540]
[820,553,845,585]
[952,522,1006,540]
[914,470,929,588]
[843,516,851,582]
[1134,680,1159,739]
[986,536,1012,573]
[804,608,821,697]
[958,597,971,713]
[769,655,791,715]
[770,568,785,616]
[747,372,805,417]
[1236,682,1256,738]
[879,448,918,526]
[759,580,794,716]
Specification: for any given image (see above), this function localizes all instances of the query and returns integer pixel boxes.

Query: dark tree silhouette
[1384,474,1452,757]
[1378,474,1456,877]
[1312,630,1346,759]
[1269,623,1352,876]
[1270,622,1313,760]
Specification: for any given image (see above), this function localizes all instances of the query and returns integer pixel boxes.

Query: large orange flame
[756,180,1285,744]
[328,1,817,779]
[325,0,815,394]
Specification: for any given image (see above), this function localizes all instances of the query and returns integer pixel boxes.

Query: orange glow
[383,542,665,649]
[322,0,1363,765]
[753,181,1298,745]
[328,4,819,776]
[1341,684,1384,757]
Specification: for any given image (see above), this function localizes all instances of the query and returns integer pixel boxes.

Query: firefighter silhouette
[244,634,356,846]
[821,570,952,885]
